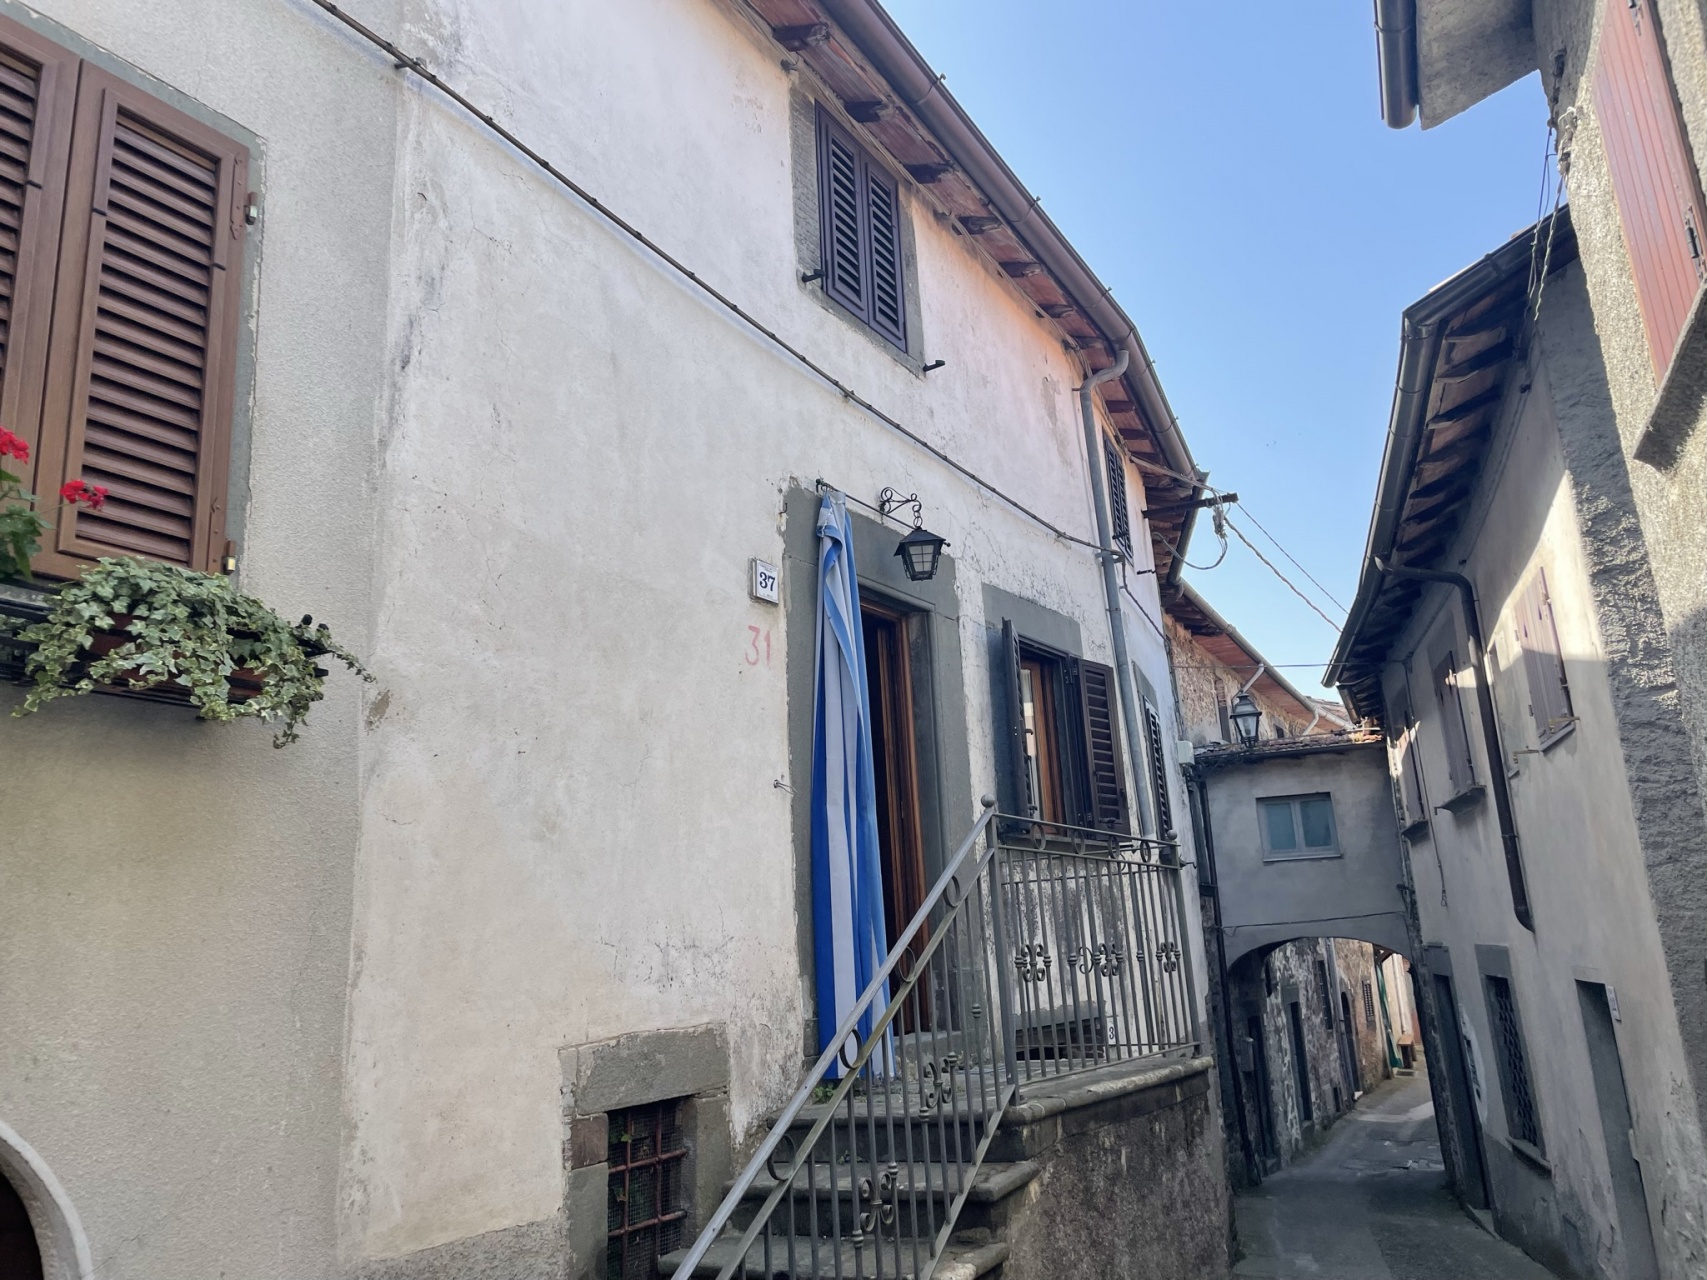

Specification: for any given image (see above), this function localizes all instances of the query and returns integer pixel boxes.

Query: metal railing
[668,803,1194,1280]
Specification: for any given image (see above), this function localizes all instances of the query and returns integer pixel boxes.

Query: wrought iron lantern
[880,487,950,582]
[1230,690,1261,746]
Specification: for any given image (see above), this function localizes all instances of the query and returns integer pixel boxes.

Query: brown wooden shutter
[1434,651,1476,792]
[1594,0,1707,377]
[35,64,247,576]
[1078,660,1130,834]
[1142,699,1174,838]
[866,163,905,348]
[817,110,865,319]
[1104,438,1132,557]
[0,15,75,483]
[1001,620,1034,817]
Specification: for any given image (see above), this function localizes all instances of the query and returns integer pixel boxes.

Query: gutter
[1323,227,1545,694]
[817,0,1204,579]
[1173,581,1320,723]
[1374,0,1419,128]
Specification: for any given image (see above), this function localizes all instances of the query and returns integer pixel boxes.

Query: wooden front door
[861,602,929,967]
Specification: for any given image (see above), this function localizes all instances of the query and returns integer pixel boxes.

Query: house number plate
[751,558,780,604]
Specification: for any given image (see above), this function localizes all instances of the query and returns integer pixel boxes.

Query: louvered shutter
[1594,0,1706,377]
[0,16,74,481]
[35,65,247,576]
[1434,651,1475,792]
[866,163,905,348]
[1104,439,1132,557]
[817,111,864,319]
[1001,620,1034,817]
[1143,699,1174,838]
[1078,660,1130,834]
[1518,570,1573,737]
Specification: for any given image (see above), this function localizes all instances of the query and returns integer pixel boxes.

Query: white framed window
[1258,793,1340,861]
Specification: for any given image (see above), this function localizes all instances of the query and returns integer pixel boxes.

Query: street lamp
[1230,691,1261,746]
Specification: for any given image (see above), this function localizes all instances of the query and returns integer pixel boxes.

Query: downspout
[1374,0,1419,128]
[1186,763,1258,1185]
[1374,559,1533,930]
[1079,351,1151,834]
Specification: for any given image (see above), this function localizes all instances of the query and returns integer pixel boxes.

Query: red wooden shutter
[1594,0,1707,377]
[0,15,75,481]
[35,65,247,575]
[1078,660,1131,834]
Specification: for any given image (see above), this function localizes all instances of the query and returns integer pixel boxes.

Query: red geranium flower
[59,479,106,509]
[0,427,28,462]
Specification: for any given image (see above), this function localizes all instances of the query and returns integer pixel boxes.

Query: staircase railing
[668,802,1194,1280]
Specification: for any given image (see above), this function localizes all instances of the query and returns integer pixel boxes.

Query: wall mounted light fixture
[879,487,949,582]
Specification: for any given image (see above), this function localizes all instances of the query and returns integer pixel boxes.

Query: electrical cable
[305,0,1106,557]
[1233,503,1347,613]
[1222,516,1345,630]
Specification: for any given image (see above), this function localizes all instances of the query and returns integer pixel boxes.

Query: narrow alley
[1234,1074,1556,1280]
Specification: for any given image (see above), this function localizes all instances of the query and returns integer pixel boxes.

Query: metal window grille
[1485,976,1543,1150]
[1104,438,1132,557]
[1361,979,1377,1029]
[607,1099,689,1280]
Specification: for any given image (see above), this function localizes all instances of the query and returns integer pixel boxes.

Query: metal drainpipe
[1079,351,1154,832]
[1374,0,1419,129]
[1374,559,1533,930]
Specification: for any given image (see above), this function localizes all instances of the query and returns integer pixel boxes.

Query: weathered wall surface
[0,1,398,1278]
[1331,940,1391,1093]
[994,1062,1227,1280]
[1380,263,1707,1278]
[1202,745,1410,967]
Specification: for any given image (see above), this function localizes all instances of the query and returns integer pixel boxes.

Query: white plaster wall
[1383,348,1707,1277]
[342,0,1186,1261]
[0,1,400,1278]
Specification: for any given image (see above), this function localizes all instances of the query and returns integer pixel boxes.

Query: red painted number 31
[746,626,772,667]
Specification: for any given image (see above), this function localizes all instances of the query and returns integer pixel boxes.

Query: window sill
[1538,720,1576,753]
[1260,849,1343,863]
[1508,1137,1552,1177]
[1400,816,1432,841]
[1435,784,1486,815]
[1633,284,1707,469]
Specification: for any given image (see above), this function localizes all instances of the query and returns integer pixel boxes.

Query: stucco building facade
[0,2,1225,1279]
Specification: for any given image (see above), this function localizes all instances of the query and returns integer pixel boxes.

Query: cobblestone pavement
[1233,1073,1559,1279]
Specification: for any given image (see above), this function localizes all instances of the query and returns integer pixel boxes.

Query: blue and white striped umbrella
[810,492,891,1073]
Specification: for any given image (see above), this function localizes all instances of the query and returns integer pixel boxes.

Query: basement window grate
[607,1098,689,1280]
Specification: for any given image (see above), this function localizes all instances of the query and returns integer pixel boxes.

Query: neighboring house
[1167,583,1403,1186]
[1373,0,1707,1192]
[0,3,1228,1280]
[1327,211,1707,1279]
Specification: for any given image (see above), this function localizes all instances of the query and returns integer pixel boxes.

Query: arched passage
[0,1121,92,1280]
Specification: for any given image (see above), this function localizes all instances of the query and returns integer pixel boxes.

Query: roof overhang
[1164,580,1321,722]
[1194,732,1385,772]
[743,0,1205,579]
[1325,211,1576,720]
[1376,0,1536,130]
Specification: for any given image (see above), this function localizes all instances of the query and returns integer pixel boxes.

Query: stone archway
[0,1121,92,1280]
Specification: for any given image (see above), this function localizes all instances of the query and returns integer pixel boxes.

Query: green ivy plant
[11,556,371,746]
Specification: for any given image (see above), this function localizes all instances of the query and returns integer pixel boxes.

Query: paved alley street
[1233,1075,1558,1279]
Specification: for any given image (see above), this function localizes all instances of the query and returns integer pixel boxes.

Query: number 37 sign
[750,558,780,604]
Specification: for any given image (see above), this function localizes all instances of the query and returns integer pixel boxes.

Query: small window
[815,107,907,350]
[1104,438,1132,558]
[1432,649,1477,794]
[1258,794,1339,860]
[1517,568,1574,743]
[1484,975,1544,1153]
[606,1098,690,1280]
[1361,979,1377,1030]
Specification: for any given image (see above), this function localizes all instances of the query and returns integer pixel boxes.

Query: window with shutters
[0,15,247,578]
[998,621,1129,834]
[1432,648,1478,795]
[1515,568,1574,744]
[1141,697,1174,838]
[1387,688,1429,831]
[815,107,907,351]
[1104,437,1132,558]
[1593,0,1707,378]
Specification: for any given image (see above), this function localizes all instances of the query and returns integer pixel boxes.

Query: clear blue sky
[881,0,1548,695]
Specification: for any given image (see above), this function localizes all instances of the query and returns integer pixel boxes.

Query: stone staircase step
[659,1234,1009,1279]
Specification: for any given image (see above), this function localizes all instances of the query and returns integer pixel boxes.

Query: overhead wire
[1232,503,1347,613]
[1222,516,1345,631]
